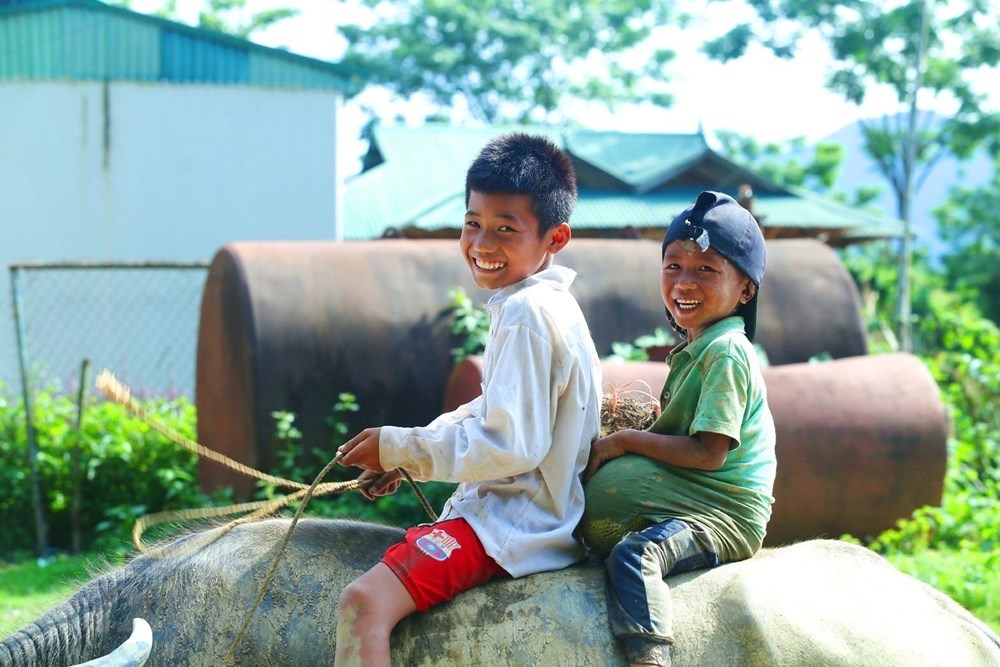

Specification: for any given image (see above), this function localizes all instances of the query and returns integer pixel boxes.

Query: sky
[134,0,983,177]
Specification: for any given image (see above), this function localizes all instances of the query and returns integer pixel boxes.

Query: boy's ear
[741,280,757,303]
[547,222,572,253]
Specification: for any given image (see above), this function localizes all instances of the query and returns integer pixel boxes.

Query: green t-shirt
[582,316,776,560]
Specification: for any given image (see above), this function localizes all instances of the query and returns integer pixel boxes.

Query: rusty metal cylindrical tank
[753,238,868,364]
[443,353,947,545]
[196,238,867,496]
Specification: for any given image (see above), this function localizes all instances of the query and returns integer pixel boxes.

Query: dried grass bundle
[600,383,658,436]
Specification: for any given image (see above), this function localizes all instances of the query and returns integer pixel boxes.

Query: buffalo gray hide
[2,519,998,666]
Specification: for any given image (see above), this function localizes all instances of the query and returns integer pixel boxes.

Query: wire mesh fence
[9,262,210,400]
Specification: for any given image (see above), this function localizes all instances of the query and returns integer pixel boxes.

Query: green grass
[0,553,104,638]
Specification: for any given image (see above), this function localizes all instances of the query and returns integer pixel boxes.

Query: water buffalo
[2,518,998,666]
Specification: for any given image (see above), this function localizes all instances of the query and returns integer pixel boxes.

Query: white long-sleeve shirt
[379,265,602,577]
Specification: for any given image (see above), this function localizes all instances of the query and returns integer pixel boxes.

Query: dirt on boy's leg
[334,604,363,667]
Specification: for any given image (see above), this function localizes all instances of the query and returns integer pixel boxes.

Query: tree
[193,0,298,39]
[715,131,881,208]
[337,0,679,124]
[109,0,298,38]
[935,158,1000,326]
[703,0,1000,351]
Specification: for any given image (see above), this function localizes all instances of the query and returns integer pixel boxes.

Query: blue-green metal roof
[400,189,904,238]
[566,130,708,191]
[344,124,904,243]
[0,0,351,89]
[346,124,564,239]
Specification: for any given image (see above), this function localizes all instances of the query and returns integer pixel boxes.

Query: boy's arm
[585,348,754,479]
[424,395,482,429]
[379,324,557,483]
[336,397,484,475]
[584,429,730,480]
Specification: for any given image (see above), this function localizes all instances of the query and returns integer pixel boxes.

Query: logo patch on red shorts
[415,528,462,561]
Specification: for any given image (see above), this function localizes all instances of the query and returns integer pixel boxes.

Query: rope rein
[224,456,342,665]
[96,371,311,491]
[96,370,436,549]
[95,370,439,664]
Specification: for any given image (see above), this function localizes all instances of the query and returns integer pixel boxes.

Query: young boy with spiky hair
[335,133,603,667]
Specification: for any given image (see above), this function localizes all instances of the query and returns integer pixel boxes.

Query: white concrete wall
[0,80,342,394]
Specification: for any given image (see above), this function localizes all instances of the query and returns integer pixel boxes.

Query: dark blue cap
[661,191,767,341]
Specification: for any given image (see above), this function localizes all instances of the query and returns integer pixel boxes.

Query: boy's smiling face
[661,239,756,341]
[461,190,570,290]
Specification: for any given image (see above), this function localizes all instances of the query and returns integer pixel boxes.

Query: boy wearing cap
[581,191,777,666]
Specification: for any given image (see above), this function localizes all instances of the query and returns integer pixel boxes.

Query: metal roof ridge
[0,0,88,16]
[0,0,352,83]
[555,131,708,194]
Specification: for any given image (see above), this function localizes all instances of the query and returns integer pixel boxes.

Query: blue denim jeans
[605,519,720,666]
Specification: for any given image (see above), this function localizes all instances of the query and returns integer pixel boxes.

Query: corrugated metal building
[0,0,352,392]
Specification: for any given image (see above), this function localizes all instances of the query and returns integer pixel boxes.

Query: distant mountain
[815,114,992,261]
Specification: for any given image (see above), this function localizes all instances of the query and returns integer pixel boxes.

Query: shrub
[447,286,490,363]
[843,287,1000,622]
[0,383,214,558]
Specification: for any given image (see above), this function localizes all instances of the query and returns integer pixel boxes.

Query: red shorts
[381,517,509,611]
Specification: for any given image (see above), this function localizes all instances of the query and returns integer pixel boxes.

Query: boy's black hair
[465,132,577,235]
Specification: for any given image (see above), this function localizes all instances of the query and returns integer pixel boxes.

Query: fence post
[9,266,49,556]
[72,358,91,554]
